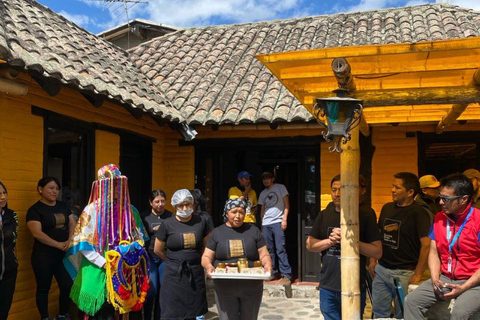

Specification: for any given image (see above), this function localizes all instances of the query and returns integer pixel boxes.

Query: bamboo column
[340,125,361,320]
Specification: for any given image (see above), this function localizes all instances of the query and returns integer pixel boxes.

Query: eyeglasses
[438,195,463,203]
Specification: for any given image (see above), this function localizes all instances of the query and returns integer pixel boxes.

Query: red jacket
[432,203,480,280]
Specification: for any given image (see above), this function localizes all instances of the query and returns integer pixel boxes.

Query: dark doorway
[418,131,480,178]
[193,137,322,281]
[42,114,95,218]
[120,136,152,213]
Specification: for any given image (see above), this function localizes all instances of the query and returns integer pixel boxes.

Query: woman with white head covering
[154,189,213,320]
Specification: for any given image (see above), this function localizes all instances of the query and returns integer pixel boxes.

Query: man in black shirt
[306,175,382,320]
[369,172,431,319]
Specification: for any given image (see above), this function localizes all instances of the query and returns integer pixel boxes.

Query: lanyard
[446,206,473,253]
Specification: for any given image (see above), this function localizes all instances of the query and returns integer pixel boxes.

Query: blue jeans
[144,257,165,320]
[263,222,292,279]
[320,286,366,320]
[372,263,413,319]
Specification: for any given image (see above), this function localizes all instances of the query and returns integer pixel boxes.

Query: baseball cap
[419,175,440,189]
[464,169,480,180]
[237,171,253,179]
[261,172,274,179]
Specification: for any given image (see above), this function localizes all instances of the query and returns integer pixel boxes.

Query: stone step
[263,282,319,298]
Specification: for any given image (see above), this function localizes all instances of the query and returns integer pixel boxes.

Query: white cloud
[142,0,306,27]
[405,0,429,6]
[346,0,404,12]
[59,10,92,27]
[451,0,480,10]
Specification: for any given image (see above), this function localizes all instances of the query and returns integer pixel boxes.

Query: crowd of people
[0,166,290,320]
[1,165,480,320]
[307,169,480,320]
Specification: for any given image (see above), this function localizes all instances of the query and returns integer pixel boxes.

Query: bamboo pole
[332,57,356,92]
[340,125,361,320]
[435,103,468,134]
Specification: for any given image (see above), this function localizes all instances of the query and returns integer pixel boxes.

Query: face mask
[177,208,194,218]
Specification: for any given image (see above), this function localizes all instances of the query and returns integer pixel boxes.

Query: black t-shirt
[206,223,266,267]
[156,214,213,262]
[197,211,215,231]
[309,201,381,292]
[378,201,431,270]
[143,209,173,258]
[26,200,72,255]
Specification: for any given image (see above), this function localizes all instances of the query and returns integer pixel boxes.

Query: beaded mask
[105,241,150,313]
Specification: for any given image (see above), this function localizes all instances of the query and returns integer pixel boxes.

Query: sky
[36,0,480,35]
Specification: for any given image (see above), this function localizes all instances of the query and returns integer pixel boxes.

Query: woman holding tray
[155,189,213,320]
[202,198,272,320]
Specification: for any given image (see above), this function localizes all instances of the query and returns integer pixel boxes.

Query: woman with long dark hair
[27,177,75,320]
[143,189,173,320]
[0,180,18,320]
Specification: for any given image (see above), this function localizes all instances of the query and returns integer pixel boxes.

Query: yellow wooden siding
[371,126,418,214]
[0,74,181,319]
[95,131,120,173]
[0,97,56,319]
[151,132,195,212]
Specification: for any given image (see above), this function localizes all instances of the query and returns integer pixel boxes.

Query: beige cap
[419,175,440,189]
[464,169,480,180]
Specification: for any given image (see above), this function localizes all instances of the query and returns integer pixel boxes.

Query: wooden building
[1,1,192,318]
[128,3,480,282]
[97,19,177,50]
[1,0,480,318]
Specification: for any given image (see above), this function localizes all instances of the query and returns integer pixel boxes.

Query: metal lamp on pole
[313,91,364,319]
[313,91,363,153]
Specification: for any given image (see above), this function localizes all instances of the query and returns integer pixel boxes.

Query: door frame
[190,136,322,280]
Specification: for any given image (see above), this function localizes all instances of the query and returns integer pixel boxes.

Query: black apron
[160,258,207,319]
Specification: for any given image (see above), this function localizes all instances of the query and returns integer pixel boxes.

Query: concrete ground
[204,285,321,320]
[203,279,392,320]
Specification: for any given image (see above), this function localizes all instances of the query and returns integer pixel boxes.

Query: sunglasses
[438,195,463,203]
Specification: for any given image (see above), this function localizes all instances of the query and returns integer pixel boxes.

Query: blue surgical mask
[177,208,194,218]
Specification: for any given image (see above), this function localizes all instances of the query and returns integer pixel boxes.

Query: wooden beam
[332,58,356,91]
[474,68,480,86]
[299,85,480,107]
[257,36,480,64]
[435,103,469,134]
[340,125,361,320]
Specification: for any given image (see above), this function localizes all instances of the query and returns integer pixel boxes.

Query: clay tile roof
[130,3,480,125]
[0,0,182,121]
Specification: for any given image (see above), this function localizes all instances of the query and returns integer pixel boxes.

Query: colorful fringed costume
[64,164,149,316]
